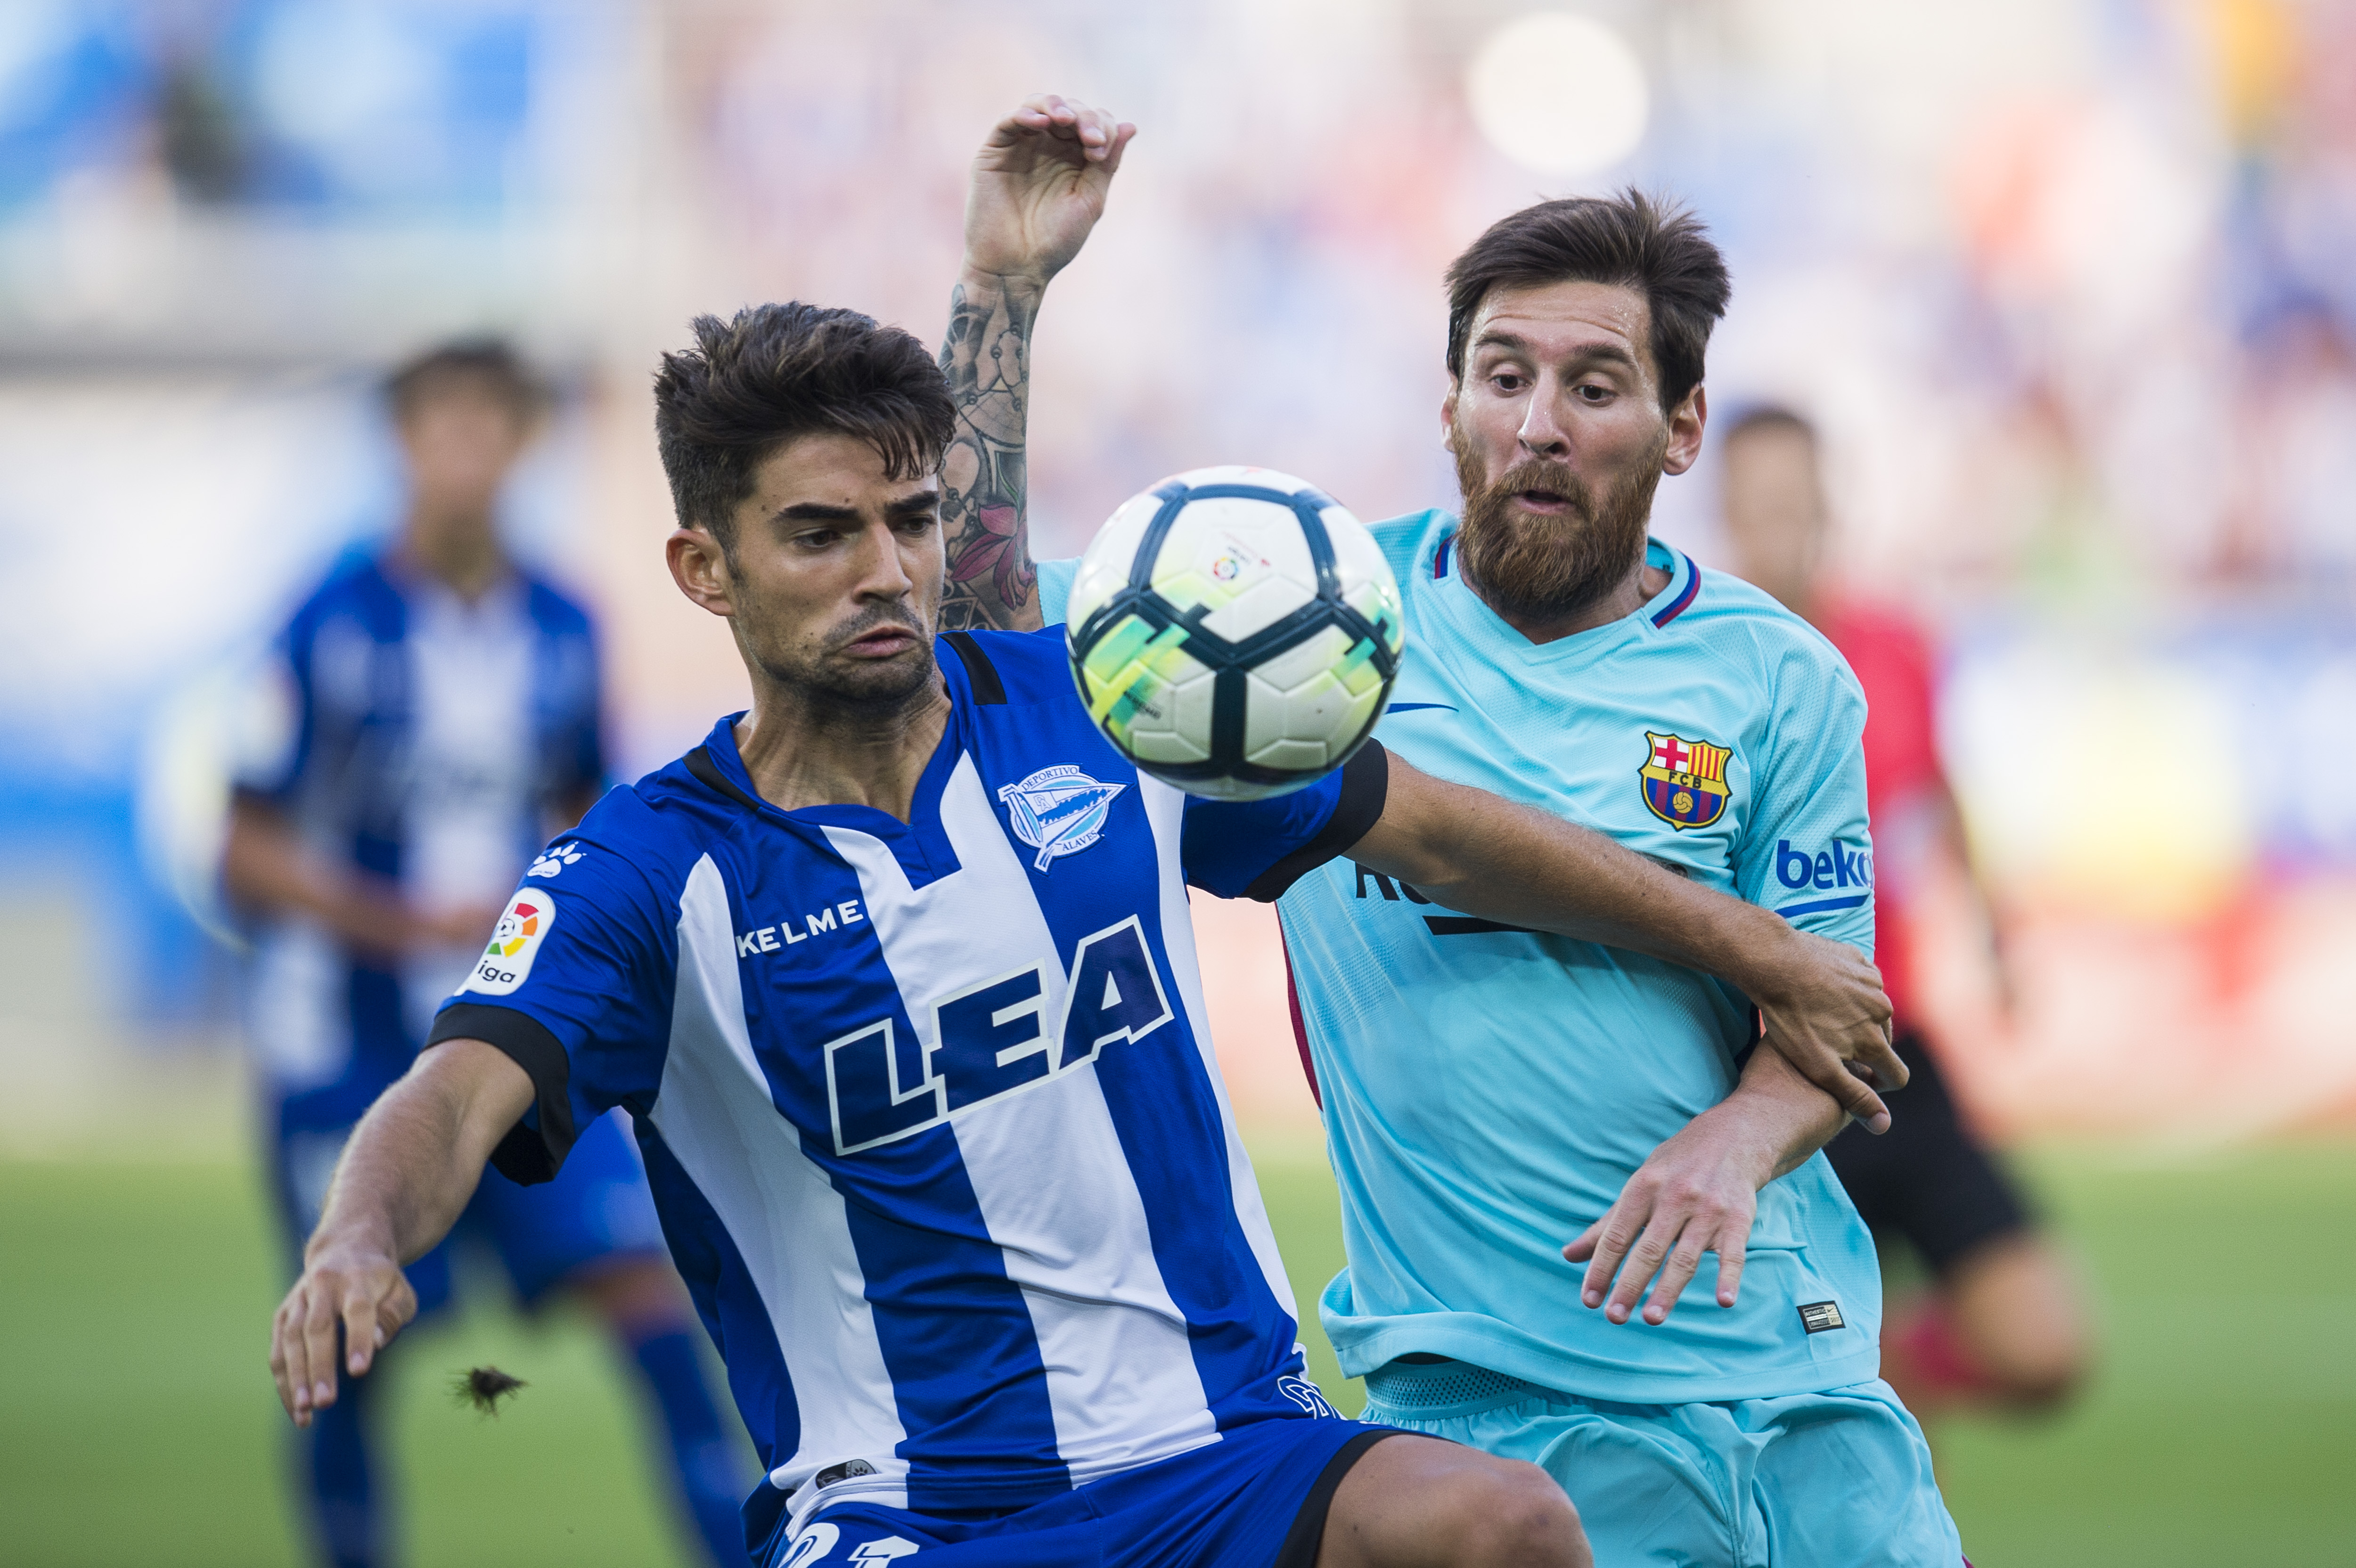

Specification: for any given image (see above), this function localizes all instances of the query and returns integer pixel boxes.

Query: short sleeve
[1732,647,1876,957]
[1181,740,1391,902]
[228,636,311,805]
[1037,556,1079,628]
[425,829,675,1184]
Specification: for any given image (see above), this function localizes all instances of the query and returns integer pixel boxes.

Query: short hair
[1445,189,1732,414]
[652,302,956,542]
[1720,404,1816,447]
[384,337,546,424]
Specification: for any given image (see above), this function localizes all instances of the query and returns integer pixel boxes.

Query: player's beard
[1450,427,1666,625]
[741,598,940,715]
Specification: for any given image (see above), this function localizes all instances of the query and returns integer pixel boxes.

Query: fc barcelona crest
[1639,731,1732,831]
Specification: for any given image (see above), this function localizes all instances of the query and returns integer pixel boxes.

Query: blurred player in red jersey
[1717,406,2093,1421]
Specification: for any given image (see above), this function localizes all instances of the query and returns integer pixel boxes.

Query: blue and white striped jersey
[431,627,1381,1533]
[233,548,603,1135]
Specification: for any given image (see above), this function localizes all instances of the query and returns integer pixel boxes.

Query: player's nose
[850,517,918,600]
[1516,385,1573,457]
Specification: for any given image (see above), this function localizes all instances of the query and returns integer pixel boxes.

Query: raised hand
[938,95,1135,634]
[963,93,1135,287]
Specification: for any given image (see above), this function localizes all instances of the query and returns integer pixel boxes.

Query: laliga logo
[998,765,1126,872]
[527,843,583,878]
[465,890,555,997]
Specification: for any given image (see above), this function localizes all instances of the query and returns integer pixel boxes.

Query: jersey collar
[1429,526,1700,669]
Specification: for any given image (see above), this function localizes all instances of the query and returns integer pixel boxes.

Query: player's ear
[1662,383,1707,477]
[1440,378,1461,449]
[667,527,736,619]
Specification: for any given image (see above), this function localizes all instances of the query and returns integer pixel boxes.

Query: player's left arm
[1561,1045,1845,1325]
[936,94,1134,633]
[1554,637,1890,1324]
[1354,751,1902,1128]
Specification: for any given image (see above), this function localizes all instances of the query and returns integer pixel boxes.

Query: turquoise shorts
[1361,1360,1963,1568]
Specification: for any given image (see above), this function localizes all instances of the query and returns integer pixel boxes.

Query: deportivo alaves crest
[1639,731,1733,831]
[998,765,1127,872]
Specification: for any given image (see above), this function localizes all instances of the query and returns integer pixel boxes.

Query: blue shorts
[1362,1360,1962,1568]
[270,1103,668,1314]
[763,1417,1404,1568]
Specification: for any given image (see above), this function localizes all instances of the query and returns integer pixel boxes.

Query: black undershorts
[1821,1029,2033,1277]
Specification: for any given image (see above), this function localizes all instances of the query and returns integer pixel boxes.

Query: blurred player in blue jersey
[961,121,1962,1566]
[224,340,749,1568]
[263,100,1907,1568]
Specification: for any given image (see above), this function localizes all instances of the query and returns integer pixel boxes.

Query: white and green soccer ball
[1066,466,1406,801]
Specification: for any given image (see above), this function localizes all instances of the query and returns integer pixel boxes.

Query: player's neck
[396,508,507,601]
[733,674,952,822]
[1473,558,1674,645]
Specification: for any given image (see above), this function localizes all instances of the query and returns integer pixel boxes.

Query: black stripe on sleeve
[426,1003,577,1186]
[941,630,1007,704]
[1241,739,1391,904]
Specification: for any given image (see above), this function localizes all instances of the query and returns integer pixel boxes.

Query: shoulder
[516,571,598,638]
[1366,508,1455,585]
[939,625,1072,706]
[1674,562,1864,710]
[284,550,403,648]
[558,757,753,910]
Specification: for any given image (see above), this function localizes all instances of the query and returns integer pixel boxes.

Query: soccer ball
[1066,466,1405,801]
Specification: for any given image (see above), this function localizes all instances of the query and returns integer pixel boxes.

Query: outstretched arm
[267,1039,532,1426]
[937,94,1133,632]
[1562,1046,1847,1325]
[1351,751,1903,1127]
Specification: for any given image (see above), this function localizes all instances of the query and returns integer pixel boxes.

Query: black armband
[425,1003,576,1185]
[1241,740,1391,903]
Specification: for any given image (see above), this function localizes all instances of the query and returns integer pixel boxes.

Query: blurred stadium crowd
[1,0,2353,1150]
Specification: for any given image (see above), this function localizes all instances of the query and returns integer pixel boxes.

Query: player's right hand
[270,1242,416,1427]
[962,93,1136,288]
[1753,928,1905,1133]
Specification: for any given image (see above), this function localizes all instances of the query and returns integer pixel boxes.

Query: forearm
[223,803,409,949]
[1720,1043,1849,1181]
[308,1043,522,1267]
[1355,770,1790,995]
[937,267,1045,632]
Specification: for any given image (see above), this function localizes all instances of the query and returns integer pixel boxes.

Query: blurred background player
[1716,405,2094,1422]
[221,340,750,1568]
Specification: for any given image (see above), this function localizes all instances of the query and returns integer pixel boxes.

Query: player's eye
[1576,383,1613,404]
[1489,371,1527,393]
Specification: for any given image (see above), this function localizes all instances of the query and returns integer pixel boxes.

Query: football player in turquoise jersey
[949,107,1963,1565]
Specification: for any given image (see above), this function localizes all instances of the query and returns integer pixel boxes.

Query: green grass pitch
[1,1140,2350,1566]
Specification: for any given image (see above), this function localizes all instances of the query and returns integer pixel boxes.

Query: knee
[1450,1459,1589,1568]
[1993,1329,2092,1410]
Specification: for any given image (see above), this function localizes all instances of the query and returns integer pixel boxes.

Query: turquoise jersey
[1036,512,1882,1404]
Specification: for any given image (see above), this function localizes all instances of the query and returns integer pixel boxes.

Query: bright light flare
[1465,13,1649,177]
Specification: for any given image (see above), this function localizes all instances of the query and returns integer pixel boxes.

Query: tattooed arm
[938,95,1134,632]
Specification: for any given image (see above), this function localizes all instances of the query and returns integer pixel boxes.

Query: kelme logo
[464,889,555,996]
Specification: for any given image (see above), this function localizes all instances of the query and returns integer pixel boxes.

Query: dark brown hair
[384,337,546,424]
[1720,403,1816,446]
[653,302,955,544]
[1445,190,1732,414]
